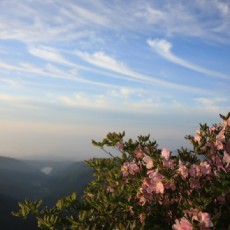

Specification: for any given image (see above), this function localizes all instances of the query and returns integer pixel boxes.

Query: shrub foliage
[12,113,230,229]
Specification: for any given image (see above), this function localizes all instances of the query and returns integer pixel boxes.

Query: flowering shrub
[13,113,230,229]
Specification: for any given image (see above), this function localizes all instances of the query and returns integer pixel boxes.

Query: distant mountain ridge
[0,156,43,173]
[0,155,94,229]
[0,156,47,200]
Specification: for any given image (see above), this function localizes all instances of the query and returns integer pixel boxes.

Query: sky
[0,0,229,160]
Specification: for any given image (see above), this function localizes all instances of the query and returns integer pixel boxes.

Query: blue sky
[0,0,229,160]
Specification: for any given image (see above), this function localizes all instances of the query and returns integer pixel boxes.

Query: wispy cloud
[147,38,229,80]
[75,51,212,94]
[75,51,130,75]
[0,0,229,45]
[28,46,75,67]
[0,93,41,110]
[59,92,162,113]
[194,97,229,114]
[0,61,75,81]
[59,91,229,117]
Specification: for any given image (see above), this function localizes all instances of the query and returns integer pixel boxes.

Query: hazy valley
[0,156,94,229]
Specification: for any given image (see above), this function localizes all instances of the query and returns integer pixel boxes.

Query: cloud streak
[75,51,212,94]
[0,0,229,45]
[59,91,229,117]
[147,38,230,80]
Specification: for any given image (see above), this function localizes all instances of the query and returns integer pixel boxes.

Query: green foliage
[12,113,230,229]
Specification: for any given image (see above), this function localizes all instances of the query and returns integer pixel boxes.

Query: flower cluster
[119,113,230,229]
[121,160,140,177]
[173,209,213,229]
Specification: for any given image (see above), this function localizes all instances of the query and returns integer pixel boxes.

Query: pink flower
[194,130,201,144]
[143,155,153,169]
[179,161,189,179]
[212,154,225,172]
[148,171,163,180]
[187,208,199,217]
[223,151,230,167]
[121,161,140,176]
[134,146,144,159]
[129,206,134,216]
[216,129,225,146]
[189,165,197,177]
[200,161,211,176]
[115,141,124,152]
[121,162,129,177]
[197,212,213,228]
[163,159,175,169]
[215,140,224,150]
[172,218,193,230]
[161,148,170,160]
[144,179,164,194]
[189,164,201,177]
[143,171,164,194]
[137,190,153,205]
[128,161,140,175]
[139,213,145,223]
[164,181,176,191]
[209,127,216,132]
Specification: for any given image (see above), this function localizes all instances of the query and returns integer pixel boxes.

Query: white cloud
[28,46,74,66]
[147,38,230,80]
[60,92,109,109]
[75,51,130,75]
[0,60,79,82]
[69,4,109,27]
[0,0,229,45]
[75,51,212,94]
[59,91,229,117]
[194,97,229,114]
[109,87,144,99]
[60,92,160,113]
